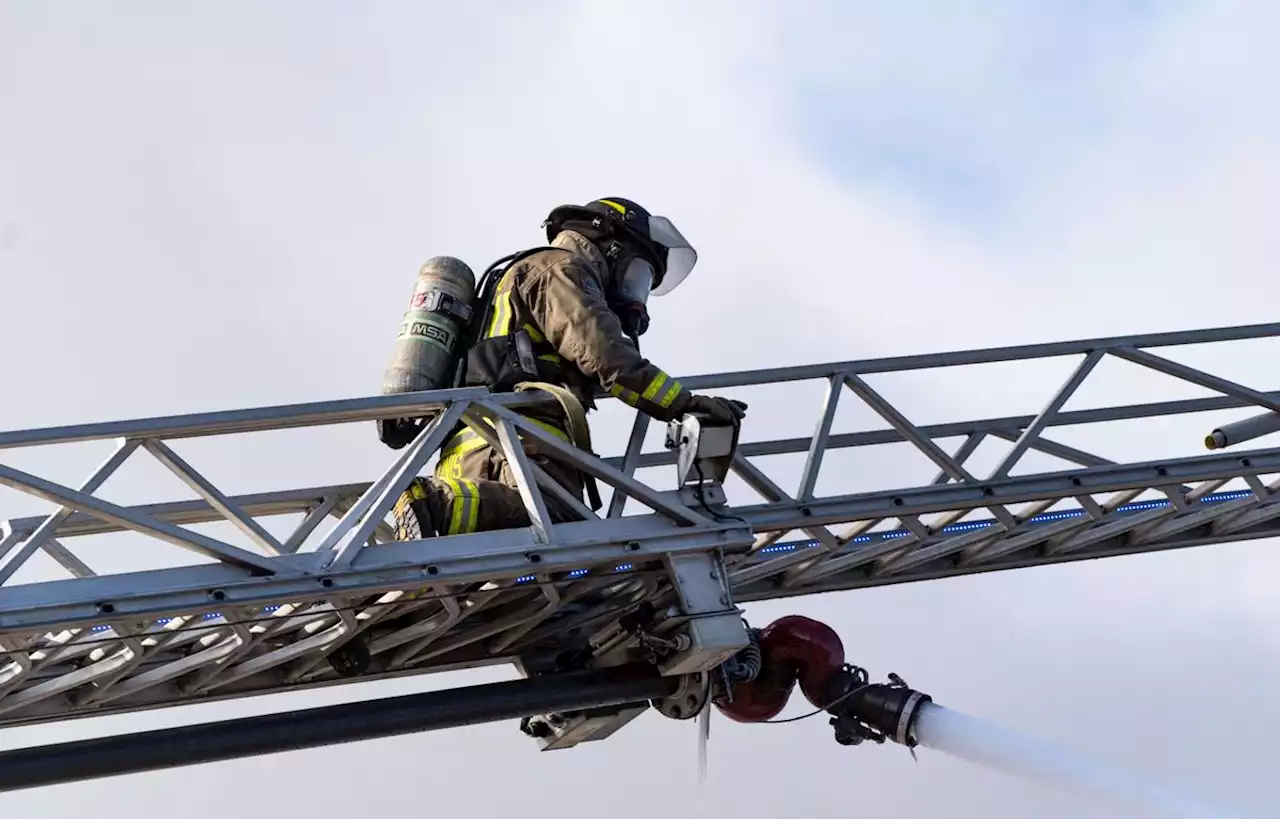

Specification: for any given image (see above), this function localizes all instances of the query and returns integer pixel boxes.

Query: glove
[377,417,423,450]
[686,395,748,425]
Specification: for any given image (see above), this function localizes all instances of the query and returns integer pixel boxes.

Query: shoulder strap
[469,246,559,342]
[450,246,559,388]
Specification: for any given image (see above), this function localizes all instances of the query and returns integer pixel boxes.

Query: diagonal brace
[0,440,135,585]
[797,375,845,502]
[932,433,986,485]
[1111,347,1280,415]
[608,412,651,518]
[143,440,284,556]
[988,350,1103,479]
[841,374,1017,528]
[476,401,707,527]
[460,408,597,523]
[0,461,281,575]
[493,417,554,544]
[843,374,977,483]
[320,401,468,570]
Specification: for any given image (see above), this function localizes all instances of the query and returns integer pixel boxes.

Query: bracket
[667,413,739,489]
[657,552,749,676]
[521,702,651,751]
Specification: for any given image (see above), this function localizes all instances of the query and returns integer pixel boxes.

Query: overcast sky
[2,2,1280,817]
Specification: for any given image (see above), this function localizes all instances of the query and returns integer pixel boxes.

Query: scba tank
[381,256,477,396]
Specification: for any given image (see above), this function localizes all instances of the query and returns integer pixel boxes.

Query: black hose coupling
[828,672,932,748]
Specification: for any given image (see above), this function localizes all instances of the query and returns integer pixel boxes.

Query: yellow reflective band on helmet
[597,199,627,215]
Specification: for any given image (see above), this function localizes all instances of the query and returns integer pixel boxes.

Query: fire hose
[711,614,932,750]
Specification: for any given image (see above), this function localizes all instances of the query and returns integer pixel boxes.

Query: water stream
[912,702,1248,818]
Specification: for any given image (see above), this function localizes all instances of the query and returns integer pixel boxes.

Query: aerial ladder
[1,321,1279,792]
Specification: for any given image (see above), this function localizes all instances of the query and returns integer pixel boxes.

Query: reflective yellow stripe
[609,374,680,409]
[641,372,670,402]
[538,353,561,364]
[458,478,480,533]
[435,416,571,480]
[485,274,514,338]
[436,429,487,478]
[597,199,627,215]
[440,429,486,459]
[440,417,570,456]
[438,440,486,478]
[441,477,480,535]
[657,378,683,409]
[609,382,642,407]
[439,477,462,534]
[524,323,545,343]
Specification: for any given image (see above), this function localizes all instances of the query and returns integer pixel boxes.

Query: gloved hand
[377,417,423,450]
[686,395,748,425]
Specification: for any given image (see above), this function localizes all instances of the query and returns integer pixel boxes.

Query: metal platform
[3,322,1280,732]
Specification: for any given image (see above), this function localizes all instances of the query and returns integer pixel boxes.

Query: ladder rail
[1,320,1278,452]
[1,322,1279,731]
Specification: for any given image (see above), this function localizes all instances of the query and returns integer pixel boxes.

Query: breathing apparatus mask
[603,241,656,339]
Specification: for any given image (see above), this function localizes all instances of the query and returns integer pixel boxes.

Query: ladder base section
[0,665,678,794]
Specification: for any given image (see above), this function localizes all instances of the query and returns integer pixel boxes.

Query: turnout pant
[392,417,586,541]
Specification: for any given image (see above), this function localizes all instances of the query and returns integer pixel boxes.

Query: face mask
[610,256,654,338]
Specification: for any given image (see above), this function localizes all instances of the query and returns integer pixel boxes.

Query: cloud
[0,1,1278,817]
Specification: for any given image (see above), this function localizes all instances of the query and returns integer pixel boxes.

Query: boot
[392,477,442,540]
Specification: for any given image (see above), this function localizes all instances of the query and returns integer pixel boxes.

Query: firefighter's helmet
[544,197,697,297]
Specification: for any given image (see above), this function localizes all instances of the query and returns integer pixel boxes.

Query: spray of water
[912,703,1246,819]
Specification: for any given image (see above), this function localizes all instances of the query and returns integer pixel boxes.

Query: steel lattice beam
[1,322,1279,732]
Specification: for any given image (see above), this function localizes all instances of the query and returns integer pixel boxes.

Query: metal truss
[3,322,1280,732]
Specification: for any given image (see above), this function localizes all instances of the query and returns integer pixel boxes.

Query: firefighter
[386,197,748,540]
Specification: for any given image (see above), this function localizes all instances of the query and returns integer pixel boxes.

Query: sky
[1,1,1280,817]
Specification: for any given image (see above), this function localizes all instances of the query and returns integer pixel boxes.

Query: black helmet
[544,197,697,296]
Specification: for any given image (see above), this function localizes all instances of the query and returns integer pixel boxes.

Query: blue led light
[741,486,1264,563]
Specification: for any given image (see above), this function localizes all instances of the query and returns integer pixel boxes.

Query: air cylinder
[381,255,477,396]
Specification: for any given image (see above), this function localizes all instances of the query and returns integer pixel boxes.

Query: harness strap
[514,380,602,511]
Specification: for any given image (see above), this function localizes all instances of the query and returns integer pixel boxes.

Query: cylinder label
[398,318,454,352]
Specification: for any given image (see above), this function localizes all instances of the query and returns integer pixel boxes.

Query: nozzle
[827,672,932,748]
